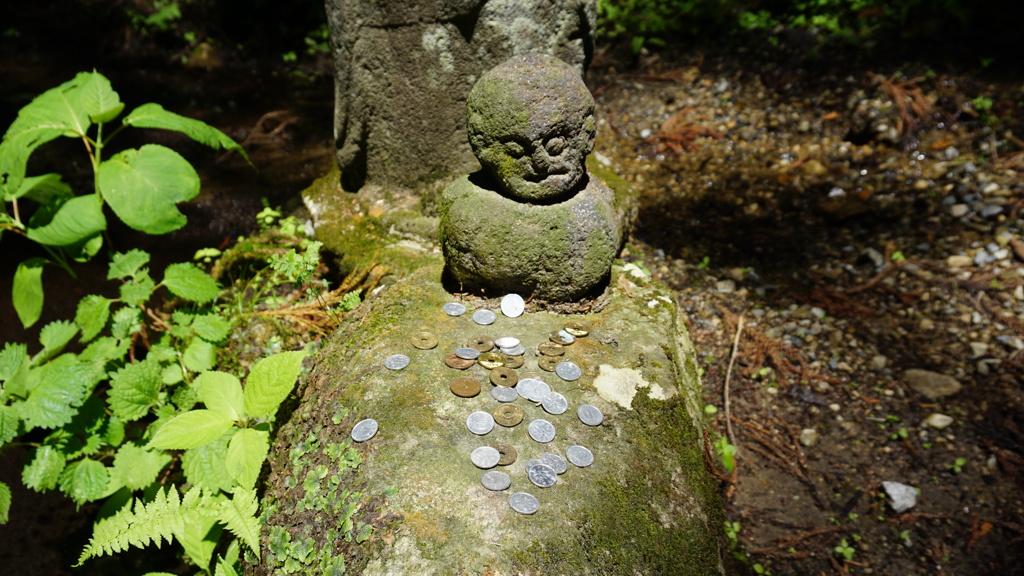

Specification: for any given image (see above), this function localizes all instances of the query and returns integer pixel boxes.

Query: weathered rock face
[325,0,596,192]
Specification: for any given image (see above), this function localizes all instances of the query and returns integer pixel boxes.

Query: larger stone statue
[325,0,596,191]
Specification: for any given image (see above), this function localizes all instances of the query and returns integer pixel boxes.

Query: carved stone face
[467,53,596,201]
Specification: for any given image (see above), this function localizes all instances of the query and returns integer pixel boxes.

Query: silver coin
[467,411,495,435]
[501,294,525,318]
[577,404,604,426]
[455,347,481,360]
[494,336,520,349]
[525,458,544,472]
[509,492,540,515]
[566,445,594,467]
[517,378,542,400]
[491,386,519,403]
[528,463,557,488]
[471,446,501,469]
[555,361,582,381]
[472,309,497,325]
[541,391,568,415]
[384,354,411,370]
[556,329,576,345]
[499,344,526,356]
[481,471,511,491]
[528,419,556,443]
[443,302,466,316]
[524,379,551,403]
[540,453,568,475]
[351,418,378,442]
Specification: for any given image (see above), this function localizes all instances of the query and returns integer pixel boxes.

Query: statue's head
[467,53,596,201]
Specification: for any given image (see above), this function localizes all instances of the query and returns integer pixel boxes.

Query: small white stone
[828,403,841,412]
[882,481,918,513]
[716,279,736,293]
[949,204,969,217]
[924,413,954,429]
[799,428,818,447]
[969,342,989,357]
[946,254,972,268]
[870,355,888,370]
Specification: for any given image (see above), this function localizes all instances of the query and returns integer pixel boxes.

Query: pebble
[870,355,888,370]
[924,413,954,429]
[946,255,972,268]
[949,204,969,217]
[969,342,989,357]
[799,428,818,447]
[903,369,962,399]
[716,279,736,293]
[881,481,918,513]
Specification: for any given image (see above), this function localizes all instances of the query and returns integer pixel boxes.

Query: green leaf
[19,354,96,429]
[217,486,260,553]
[122,103,251,165]
[0,405,21,444]
[0,481,10,523]
[15,173,72,204]
[108,358,163,422]
[182,433,235,491]
[179,506,222,571]
[111,307,143,341]
[69,233,104,263]
[109,443,172,491]
[80,336,127,366]
[0,342,28,383]
[35,319,79,365]
[192,313,231,342]
[226,428,268,490]
[25,194,106,246]
[75,295,112,343]
[148,409,236,450]
[108,249,151,280]
[79,72,124,123]
[162,262,221,303]
[59,458,110,506]
[183,338,217,373]
[243,351,306,419]
[104,414,125,448]
[195,371,245,421]
[22,445,66,491]
[98,144,200,234]
[119,271,156,307]
[13,258,46,328]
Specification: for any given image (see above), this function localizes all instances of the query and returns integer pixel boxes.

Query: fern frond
[218,486,261,555]
[77,486,186,566]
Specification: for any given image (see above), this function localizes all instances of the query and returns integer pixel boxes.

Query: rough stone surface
[881,481,919,513]
[903,368,963,399]
[325,0,596,192]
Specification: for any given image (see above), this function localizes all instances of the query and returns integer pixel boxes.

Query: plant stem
[42,245,77,279]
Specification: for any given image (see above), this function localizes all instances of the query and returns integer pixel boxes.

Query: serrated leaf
[19,354,95,429]
[98,144,199,234]
[214,557,240,576]
[15,173,73,205]
[110,443,172,491]
[0,342,28,383]
[13,258,46,329]
[79,336,126,366]
[75,295,112,343]
[182,433,235,491]
[35,319,79,365]
[147,341,178,364]
[0,481,10,523]
[108,249,151,280]
[119,272,156,307]
[218,486,260,553]
[192,313,231,342]
[79,72,124,123]
[104,414,125,448]
[243,351,306,419]
[108,358,162,422]
[183,338,217,373]
[122,103,251,165]
[59,459,110,506]
[111,307,143,341]
[226,428,268,490]
[77,485,189,566]
[162,262,220,303]
[22,445,66,491]
[179,505,222,571]
[148,409,235,450]
[26,194,106,246]
[194,371,244,421]
[161,364,184,385]
[0,405,21,444]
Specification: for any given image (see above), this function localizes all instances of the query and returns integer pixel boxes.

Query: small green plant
[947,457,967,474]
[890,426,909,440]
[890,250,906,262]
[834,538,856,560]
[713,433,736,475]
[724,520,741,543]
[697,256,711,270]
[0,70,249,327]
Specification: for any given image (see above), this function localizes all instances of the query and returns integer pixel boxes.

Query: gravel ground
[590,45,1024,575]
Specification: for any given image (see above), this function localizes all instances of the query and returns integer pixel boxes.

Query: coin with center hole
[538,342,565,356]
[499,344,526,356]
[528,463,557,488]
[494,336,519,349]
[467,411,495,435]
[501,353,524,368]
[555,361,582,381]
[477,352,504,369]
[384,354,411,370]
[445,353,475,370]
[564,321,589,337]
[541,391,568,415]
[351,418,378,442]
[549,331,574,345]
[566,445,594,467]
[490,367,519,387]
[509,492,539,515]
[577,404,604,426]
[472,309,496,325]
[442,302,466,316]
[492,443,518,465]
[467,336,494,352]
[410,332,438,350]
[501,294,525,317]
[493,404,524,427]
[528,419,556,443]
[540,453,568,475]
[481,470,511,491]
[471,446,501,469]
[538,356,559,372]
[455,347,481,360]
[491,386,519,403]
[450,376,481,397]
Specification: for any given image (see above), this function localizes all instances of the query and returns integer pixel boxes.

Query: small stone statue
[439,53,623,301]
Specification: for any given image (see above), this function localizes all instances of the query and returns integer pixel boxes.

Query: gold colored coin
[549,331,573,345]
[477,351,505,369]
[490,367,519,387]
[492,443,518,466]
[450,376,481,397]
[564,321,589,337]
[444,353,475,370]
[467,335,495,352]
[411,331,438,350]
[492,404,524,427]
[538,342,565,356]
[501,353,524,369]
[538,356,559,372]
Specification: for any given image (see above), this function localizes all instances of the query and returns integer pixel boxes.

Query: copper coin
[490,367,519,387]
[467,335,495,352]
[411,331,438,350]
[493,404,524,427]
[564,321,589,337]
[549,331,574,345]
[450,376,481,397]
[501,353,524,369]
[538,356,559,372]
[444,353,475,370]
[538,342,565,356]
[477,351,505,369]
[492,443,518,466]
